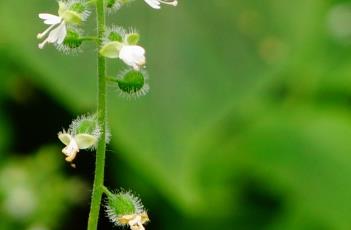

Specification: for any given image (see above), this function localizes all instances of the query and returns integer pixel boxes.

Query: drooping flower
[58,131,98,163]
[57,114,104,164]
[37,0,90,49]
[144,0,178,9]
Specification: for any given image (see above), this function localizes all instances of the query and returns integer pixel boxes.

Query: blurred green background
[1,0,351,229]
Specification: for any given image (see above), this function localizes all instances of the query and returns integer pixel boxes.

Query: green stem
[87,0,106,229]
[80,36,98,42]
[102,185,114,197]
[105,76,118,83]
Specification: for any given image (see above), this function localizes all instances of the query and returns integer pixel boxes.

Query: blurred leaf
[0,146,88,230]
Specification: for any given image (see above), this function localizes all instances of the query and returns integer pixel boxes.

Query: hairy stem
[87,0,106,229]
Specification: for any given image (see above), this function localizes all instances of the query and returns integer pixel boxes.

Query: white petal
[144,0,161,9]
[62,138,79,162]
[56,23,67,44]
[58,132,72,146]
[47,22,66,43]
[39,13,61,25]
[119,45,146,70]
[75,134,97,149]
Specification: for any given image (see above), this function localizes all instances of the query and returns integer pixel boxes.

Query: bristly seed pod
[112,69,150,98]
[55,28,83,54]
[105,189,149,230]
[106,0,136,13]
[103,26,126,44]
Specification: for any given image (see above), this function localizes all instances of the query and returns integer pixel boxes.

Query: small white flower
[119,45,146,70]
[144,0,177,9]
[117,212,149,230]
[37,14,67,49]
[58,131,97,162]
[37,1,90,49]
[100,28,146,70]
[129,214,145,230]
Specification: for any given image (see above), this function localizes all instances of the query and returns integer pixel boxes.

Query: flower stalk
[87,0,107,229]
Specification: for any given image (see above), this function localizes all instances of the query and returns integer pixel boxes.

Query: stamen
[65,150,78,162]
[37,23,59,39]
[159,0,178,6]
[62,138,80,162]
[38,39,49,49]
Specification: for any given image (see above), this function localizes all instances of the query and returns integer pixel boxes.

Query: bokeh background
[1,0,351,229]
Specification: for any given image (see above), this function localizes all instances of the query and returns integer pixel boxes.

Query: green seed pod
[125,32,140,45]
[114,69,149,98]
[106,0,136,13]
[55,29,83,54]
[69,114,100,138]
[104,26,126,43]
[58,0,91,24]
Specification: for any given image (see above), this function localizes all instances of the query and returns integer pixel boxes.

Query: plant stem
[80,36,98,42]
[102,185,114,197]
[87,0,106,229]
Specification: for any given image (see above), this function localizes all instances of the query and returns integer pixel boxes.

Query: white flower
[144,0,178,9]
[37,14,67,49]
[58,132,97,162]
[116,212,149,230]
[129,214,145,230]
[119,45,146,70]
[37,1,90,49]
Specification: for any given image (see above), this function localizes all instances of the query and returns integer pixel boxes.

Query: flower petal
[75,134,97,149]
[39,13,61,25]
[144,0,161,9]
[58,132,72,146]
[56,23,67,44]
[47,22,66,43]
[99,41,122,59]
[119,45,146,70]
